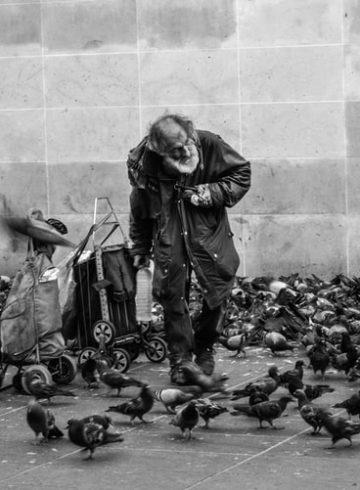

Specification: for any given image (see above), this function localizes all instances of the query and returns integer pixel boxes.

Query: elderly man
[127,114,251,385]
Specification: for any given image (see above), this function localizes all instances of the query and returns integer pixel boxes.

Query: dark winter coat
[127,130,251,309]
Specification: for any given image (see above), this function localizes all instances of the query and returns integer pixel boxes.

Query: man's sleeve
[206,135,251,208]
[129,187,154,256]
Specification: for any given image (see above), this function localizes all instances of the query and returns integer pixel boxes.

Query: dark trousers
[160,266,227,362]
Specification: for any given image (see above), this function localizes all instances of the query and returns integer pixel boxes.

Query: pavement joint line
[1,356,346,485]
[183,426,311,490]
[0,418,152,484]
[118,446,254,457]
[182,407,348,490]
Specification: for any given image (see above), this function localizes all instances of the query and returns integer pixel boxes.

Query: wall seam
[135,0,142,140]
[340,0,349,275]
[40,1,50,217]
[236,0,247,277]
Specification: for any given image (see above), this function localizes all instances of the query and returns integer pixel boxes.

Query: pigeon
[279,360,306,395]
[77,414,114,430]
[230,366,281,400]
[153,388,195,414]
[169,400,199,440]
[280,360,305,384]
[330,332,359,375]
[218,332,250,357]
[307,338,331,380]
[98,362,145,396]
[67,418,123,460]
[193,398,228,428]
[26,400,63,444]
[248,386,270,406]
[293,389,325,435]
[178,362,229,393]
[231,395,294,429]
[317,408,360,448]
[106,385,154,424]
[264,332,295,355]
[303,383,335,404]
[81,358,100,389]
[332,391,360,419]
[25,372,76,403]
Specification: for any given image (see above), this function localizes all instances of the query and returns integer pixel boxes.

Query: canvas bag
[0,250,65,363]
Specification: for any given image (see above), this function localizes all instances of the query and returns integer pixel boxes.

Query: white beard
[163,152,200,176]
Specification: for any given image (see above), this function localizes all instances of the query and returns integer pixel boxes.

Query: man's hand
[183,184,212,207]
[133,254,151,269]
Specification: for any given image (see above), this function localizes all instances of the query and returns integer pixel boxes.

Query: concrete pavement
[0,345,359,490]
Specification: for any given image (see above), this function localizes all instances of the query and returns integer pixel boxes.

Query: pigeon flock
[2,272,360,460]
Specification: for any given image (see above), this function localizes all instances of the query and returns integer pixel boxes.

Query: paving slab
[0,345,359,490]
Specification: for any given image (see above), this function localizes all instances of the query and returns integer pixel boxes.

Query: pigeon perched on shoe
[106,385,154,424]
[178,362,229,393]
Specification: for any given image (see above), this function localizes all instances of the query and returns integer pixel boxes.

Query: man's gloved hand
[182,184,213,207]
[133,254,151,269]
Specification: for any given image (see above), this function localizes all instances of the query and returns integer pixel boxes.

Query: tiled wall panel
[42,0,137,54]
[0,0,358,280]
[45,53,139,107]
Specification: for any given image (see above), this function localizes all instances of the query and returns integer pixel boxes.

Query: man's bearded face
[155,122,200,175]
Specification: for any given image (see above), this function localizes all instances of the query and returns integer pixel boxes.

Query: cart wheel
[21,364,53,394]
[77,347,98,367]
[12,371,24,392]
[47,354,77,385]
[112,348,131,373]
[125,343,141,361]
[144,336,167,363]
[92,320,115,345]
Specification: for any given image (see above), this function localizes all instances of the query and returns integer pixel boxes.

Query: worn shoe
[194,347,215,376]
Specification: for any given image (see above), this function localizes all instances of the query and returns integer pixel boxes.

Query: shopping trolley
[72,197,167,372]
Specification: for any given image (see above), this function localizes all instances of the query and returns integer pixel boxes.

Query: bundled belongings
[0,210,77,391]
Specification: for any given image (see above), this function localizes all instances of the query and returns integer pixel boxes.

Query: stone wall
[0,0,359,280]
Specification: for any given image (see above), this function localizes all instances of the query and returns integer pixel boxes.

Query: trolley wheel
[112,348,131,373]
[12,371,24,392]
[125,343,141,361]
[77,347,98,367]
[47,354,77,385]
[21,364,53,394]
[144,336,167,363]
[92,320,115,345]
